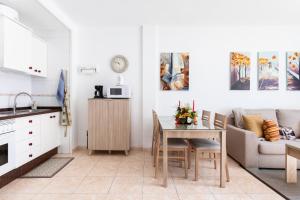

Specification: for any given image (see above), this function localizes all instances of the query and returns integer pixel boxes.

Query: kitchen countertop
[0,107,62,120]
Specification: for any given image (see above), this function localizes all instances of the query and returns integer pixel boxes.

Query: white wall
[0,71,32,108]
[73,27,142,147]
[71,25,300,149]
[141,26,300,148]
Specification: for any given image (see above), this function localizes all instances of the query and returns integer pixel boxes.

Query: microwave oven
[106,85,131,98]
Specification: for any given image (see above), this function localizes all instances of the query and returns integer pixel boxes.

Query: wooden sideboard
[88,98,131,155]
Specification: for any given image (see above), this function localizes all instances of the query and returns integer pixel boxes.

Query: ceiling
[46,0,300,27]
[0,0,69,34]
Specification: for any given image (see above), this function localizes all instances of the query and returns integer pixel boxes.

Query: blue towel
[56,70,65,107]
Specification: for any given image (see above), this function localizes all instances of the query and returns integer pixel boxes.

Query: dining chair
[202,110,211,121]
[190,112,230,182]
[152,110,189,179]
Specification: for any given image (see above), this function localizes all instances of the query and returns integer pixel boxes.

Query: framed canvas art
[160,52,189,91]
[258,52,279,90]
[230,52,251,90]
[287,52,300,90]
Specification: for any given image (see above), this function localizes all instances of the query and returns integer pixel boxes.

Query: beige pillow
[243,115,264,137]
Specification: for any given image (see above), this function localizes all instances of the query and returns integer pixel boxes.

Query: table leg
[163,131,168,187]
[286,147,297,183]
[220,130,226,188]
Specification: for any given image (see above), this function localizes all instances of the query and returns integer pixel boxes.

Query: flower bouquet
[175,101,198,125]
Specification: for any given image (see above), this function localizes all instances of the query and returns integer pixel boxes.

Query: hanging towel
[56,70,65,107]
[59,70,72,137]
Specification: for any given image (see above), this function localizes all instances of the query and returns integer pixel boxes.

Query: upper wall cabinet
[0,16,31,73]
[0,15,47,77]
[31,36,47,77]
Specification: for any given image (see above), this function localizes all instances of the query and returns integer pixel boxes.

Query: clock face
[111,55,128,73]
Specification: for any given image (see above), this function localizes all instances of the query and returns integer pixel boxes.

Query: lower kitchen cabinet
[14,112,61,167]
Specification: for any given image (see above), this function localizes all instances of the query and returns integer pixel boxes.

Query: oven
[0,119,15,176]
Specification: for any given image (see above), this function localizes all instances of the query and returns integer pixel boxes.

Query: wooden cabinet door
[109,100,130,151]
[88,100,110,150]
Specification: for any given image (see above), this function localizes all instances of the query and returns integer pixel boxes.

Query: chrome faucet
[13,92,34,115]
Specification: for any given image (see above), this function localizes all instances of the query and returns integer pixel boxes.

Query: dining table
[158,116,227,188]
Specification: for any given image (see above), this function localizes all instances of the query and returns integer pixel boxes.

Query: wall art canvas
[287,52,300,90]
[230,52,251,90]
[160,52,189,91]
[258,52,279,90]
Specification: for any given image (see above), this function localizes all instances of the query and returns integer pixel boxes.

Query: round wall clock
[111,55,128,73]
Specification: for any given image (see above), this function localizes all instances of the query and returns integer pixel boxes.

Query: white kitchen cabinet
[0,16,31,73]
[31,35,47,77]
[14,112,61,168]
[40,112,61,153]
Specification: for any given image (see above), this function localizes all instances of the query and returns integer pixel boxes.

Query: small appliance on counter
[94,85,104,98]
[107,85,131,99]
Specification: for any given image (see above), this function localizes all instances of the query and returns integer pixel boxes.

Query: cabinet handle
[38,70,41,73]
[29,143,32,146]
[53,115,56,118]
[29,154,33,158]
[34,69,38,72]
[50,116,53,119]
[29,66,32,70]
[29,120,32,123]
[29,131,32,135]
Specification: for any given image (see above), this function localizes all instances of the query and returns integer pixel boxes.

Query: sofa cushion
[258,139,300,155]
[276,109,300,138]
[245,109,278,125]
[243,115,264,137]
[232,108,245,128]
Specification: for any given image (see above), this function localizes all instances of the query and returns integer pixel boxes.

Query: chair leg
[225,158,230,182]
[213,153,217,169]
[195,150,199,181]
[153,141,156,167]
[155,149,160,178]
[184,149,188,179]
[188,147,191,169]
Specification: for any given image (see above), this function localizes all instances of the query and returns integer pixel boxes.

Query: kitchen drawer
[15,115,40,131]
[15,145,40,167]
[15,137,40,167]
[16,136,40,154]
[15,116,40,141]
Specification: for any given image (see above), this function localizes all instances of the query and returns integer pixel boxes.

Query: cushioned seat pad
[160,138,188,148]
[190,139,220,150]
[258,139,300,155]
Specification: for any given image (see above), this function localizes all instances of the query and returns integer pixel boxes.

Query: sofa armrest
[227,124,259,168]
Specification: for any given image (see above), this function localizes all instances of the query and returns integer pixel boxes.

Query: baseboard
[73,145,151,152]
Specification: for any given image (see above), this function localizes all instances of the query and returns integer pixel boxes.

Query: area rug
[247,168,300,200]
[22,157,74,178]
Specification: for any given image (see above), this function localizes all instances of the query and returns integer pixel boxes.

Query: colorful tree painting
[230,52,251,90]
[287,52,300,90]
[160,53,189,91]
[258,52,279,90]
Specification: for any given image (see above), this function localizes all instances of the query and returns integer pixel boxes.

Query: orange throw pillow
[242,115,264,137]
[263,120,280,142]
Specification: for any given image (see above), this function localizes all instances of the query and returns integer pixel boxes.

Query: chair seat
[190,138,220,151]
[159,138,188,148]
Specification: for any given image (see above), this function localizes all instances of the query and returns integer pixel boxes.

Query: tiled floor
[0,149,285,200]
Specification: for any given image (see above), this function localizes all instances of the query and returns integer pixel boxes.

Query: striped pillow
[263,120,280,142]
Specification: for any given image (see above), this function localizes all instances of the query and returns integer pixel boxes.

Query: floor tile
[0,178,51,194]
[41,176,84,194]
[75,176,114,194]
[109,177,143,194]
[143,177,177,194]
[106,193,142,200]
[178,193,215,200]
[143,193,180,200]
[0,194,34,200]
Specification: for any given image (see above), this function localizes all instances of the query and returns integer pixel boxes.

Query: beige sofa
[227,109,300,169]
